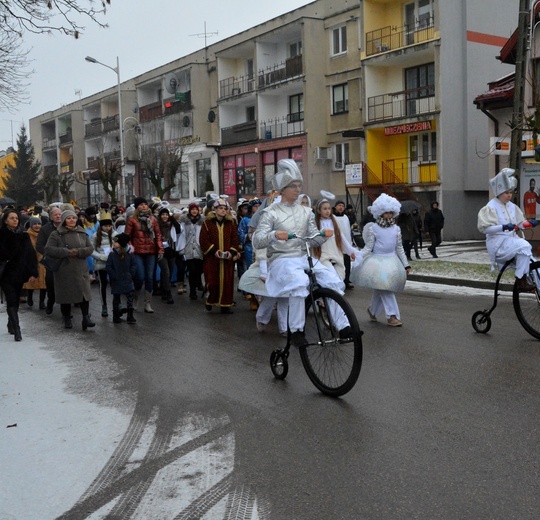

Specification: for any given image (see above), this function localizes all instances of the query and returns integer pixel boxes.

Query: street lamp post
[85,55,125,206]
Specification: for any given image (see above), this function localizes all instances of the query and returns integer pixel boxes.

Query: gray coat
[45,226,94,304]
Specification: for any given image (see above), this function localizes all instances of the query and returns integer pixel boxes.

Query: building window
[288,94,304,122]
[289,41,302,58]
[196,158,212,197]
[332,84,349,114]
[246,106,256,122]
[331,25,347,56]
[333,143,350,170]
[169,162,189,199]
[405,63,434,116]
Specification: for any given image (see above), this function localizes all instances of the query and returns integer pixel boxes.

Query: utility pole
[509,0,531,203]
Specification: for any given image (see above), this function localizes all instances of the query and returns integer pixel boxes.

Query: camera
[218,251,229,259]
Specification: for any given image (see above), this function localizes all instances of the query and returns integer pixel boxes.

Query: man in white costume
[477,168,538,291]
[252,159,350,347]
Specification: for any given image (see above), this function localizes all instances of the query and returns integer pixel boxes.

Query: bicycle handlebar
[287,232,325,240]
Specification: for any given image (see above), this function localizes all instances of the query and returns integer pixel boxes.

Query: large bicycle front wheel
[300,288,363,397]
[513,269,540,340]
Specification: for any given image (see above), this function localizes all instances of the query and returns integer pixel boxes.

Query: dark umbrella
[399,200,421,214]
[0,196,16,206]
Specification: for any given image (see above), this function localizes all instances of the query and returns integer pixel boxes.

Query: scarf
[376,216,395,228]
[138,210,155,240]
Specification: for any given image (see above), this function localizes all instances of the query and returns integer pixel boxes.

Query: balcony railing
[259,115,305,140]
[139,100,163,122]
[43,164,58,176]
[103,114,120,132]
[384,157,438,185]
[59,128,72,145]
[219,75,256,100]
[221,120,257,146]
[164,91,193,115]
[42,137,57,149]
[367,86,435,121]
[258,55,303,89]
[60,160,73,174]
[85,119,102,138]
[365,17,435,57]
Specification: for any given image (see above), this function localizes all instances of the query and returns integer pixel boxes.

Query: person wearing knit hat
[180,201,205,299]
[252,159,351,346]
[124,194,164,313]
[106,232,137,324]
[351,193,409,327]
[91,210,117,317]
[23,216,47,310]
[478,168,538,292]
[44,208,95,331]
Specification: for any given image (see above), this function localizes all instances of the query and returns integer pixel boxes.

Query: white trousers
[370,289,400,320]
[256,296,288,334]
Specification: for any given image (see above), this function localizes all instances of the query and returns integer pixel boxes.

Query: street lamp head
[85,56,97,63]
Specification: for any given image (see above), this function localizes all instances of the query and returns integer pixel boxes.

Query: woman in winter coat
[90,211,117,317]
[156,207,180,304]
[124,197,164,313]
[180,202,205,300]
[0,209,38,341]
[23,216,47,309]
[45,210,95,330]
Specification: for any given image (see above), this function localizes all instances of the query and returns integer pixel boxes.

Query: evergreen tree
[4,125,43,206]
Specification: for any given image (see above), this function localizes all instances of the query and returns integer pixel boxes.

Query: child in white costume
[313,194,357,280]
[352,193,410,327]
[252,159,350,347]
[477,168,538,290]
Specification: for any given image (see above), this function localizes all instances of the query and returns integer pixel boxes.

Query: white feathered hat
[489,168,517,196]
[370,193,401,219]
[272,159,303,191]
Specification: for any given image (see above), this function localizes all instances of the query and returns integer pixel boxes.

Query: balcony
[164,91,193,116]
[60,160,73,174]
[85,118,102,138]
[103,115,120,132]
[221,121,257,146]
[139,101,163,122]
[259,115,305,140]
[384,157,438,185]
[219,75,256,100]
[367,86,436,121]
[42,137,57,150]
[59,128,73,145]
[365,17,435,57]
[258,55,303,89]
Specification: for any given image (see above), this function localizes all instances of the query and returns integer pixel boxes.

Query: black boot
[39,290,47,310]
[63,315,73,329]
[166,291,174,304]
[112,309,124,324]
[7,316,14,334]
[126,308,137,324]
[27,290,34,307]
[82,315,96,330]
[7,307,22,341]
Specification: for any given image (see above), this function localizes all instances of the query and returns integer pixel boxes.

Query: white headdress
[271,159,303,191]
[317,190,336,209]
[370,193,401,218]
[489,168,517,196]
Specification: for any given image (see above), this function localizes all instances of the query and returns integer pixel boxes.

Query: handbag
[40,254,64,273]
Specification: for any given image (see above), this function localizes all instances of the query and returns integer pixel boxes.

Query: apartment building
[29,0,517,240]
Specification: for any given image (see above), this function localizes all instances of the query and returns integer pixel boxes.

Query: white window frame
[333,142,350,170]
[331,24,347,56]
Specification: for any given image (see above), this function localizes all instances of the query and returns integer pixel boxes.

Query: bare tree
[0,1,111,112]
[141,144,185,200]
[58,173,75,201]
[97,156,121,203]
[39,164,60,203]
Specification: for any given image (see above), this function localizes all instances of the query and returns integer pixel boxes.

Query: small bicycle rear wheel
[300,288,362,397]
[513,272,540,340]
[270,350,289,379]
[471,311,491,334]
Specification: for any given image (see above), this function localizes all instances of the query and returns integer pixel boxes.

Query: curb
[408,274,514,292]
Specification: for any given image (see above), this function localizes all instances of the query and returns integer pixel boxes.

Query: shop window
[196,158,213,197]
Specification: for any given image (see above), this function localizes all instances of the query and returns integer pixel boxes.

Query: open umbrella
[0,196,16,206]
[399,200,421,214]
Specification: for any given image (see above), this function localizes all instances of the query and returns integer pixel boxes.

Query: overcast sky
[0,0,312,150]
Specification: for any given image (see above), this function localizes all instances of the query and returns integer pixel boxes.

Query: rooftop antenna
[75,89,82,99]
[190,22,218,64]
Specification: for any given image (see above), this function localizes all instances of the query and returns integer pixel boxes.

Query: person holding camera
[199,198,240,314]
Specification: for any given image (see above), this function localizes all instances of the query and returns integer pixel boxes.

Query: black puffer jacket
[0,226,38,285]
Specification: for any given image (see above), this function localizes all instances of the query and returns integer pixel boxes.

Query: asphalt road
[2,282,540,519]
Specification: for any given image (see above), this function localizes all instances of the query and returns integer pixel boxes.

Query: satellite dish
[208,110,216,123]
[182,116,191,127]
[131,102,139,113]
[164,73,179,95]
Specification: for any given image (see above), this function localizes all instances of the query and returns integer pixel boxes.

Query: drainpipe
[481,108,500,174]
